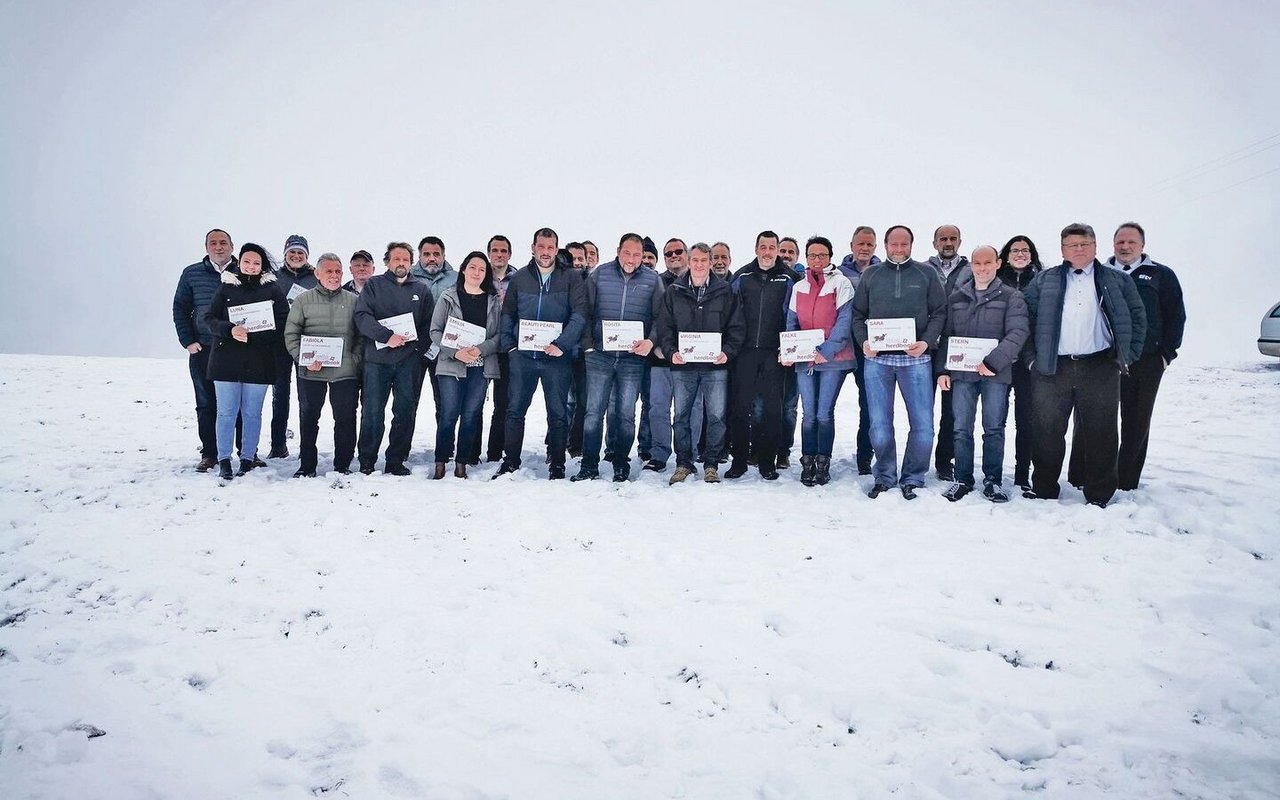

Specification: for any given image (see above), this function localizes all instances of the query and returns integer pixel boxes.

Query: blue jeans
[646,366,674,464]
[504,355,572,468]
[796,369,848,457]
[435,367,489,463]
[582,351,646,471]
[673,369,728,469]
[950,379,1011,488]
[358,358,420,469]
[215,381,269,461]
[863,358,934,488]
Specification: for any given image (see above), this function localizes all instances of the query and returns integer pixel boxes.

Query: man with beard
[409,236,456,421]
[173,228,238,470]
[474,234,517,463]
[926,224,969,481]
[838,225,881,474]
[353,241,434,475]
[778,237,801,274]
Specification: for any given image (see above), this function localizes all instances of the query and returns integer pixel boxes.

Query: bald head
[969,244,1001,288]
[971,245,999,261]
[933,225,961,260]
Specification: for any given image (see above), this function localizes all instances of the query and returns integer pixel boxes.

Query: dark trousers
[504,355,572,469]
[436,367,489,463]
[474,351,510,462]
[851,349,873,469]
[414,356,441,422]
[189,346,218,458]
[780,369,798,458]
[298,377,357,473]
[1009,359,1035,484]
[729,349,785,467]
[568,354,587,454]
[358,358,420,469]
[271,347,293,452]
[935,382,954,472]
[1069,352,1166,491]
[1031,355,1120,505]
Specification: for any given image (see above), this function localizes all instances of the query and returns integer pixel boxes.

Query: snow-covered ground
[1,354,1277,799]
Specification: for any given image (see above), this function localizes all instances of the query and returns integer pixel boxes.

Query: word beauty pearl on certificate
[518,320,562,351]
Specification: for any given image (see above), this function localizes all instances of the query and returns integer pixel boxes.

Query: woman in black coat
[997,235,1042,489]
[203,243,289,479]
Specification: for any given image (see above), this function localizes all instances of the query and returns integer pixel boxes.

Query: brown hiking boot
[196,456,217,472]
[704,466,721,483]
[669,466,693,485]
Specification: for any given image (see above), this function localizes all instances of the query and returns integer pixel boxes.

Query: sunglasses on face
[664,248,685,258]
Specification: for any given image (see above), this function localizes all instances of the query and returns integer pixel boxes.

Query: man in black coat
[926,224,971,481]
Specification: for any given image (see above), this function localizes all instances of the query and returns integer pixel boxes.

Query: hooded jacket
[203,270,289,384]
[410,261,458,301]
[429,286,503,380]
[283,285,362,383]
[934,271,1030,384]
[730,259,796,351]
[1022,260,1147,376]
[653,273,746,371]
[785,265,856,372]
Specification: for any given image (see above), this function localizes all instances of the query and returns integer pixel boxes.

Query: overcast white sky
[1,0,1276,364]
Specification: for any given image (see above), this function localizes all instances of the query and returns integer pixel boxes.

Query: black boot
[237,458,257,476]
[217,459,233,480]
[800,456,817,486]
[814,455,832,486]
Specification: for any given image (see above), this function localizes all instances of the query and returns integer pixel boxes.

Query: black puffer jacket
[730,259,796,351]
[203,271,290,384]
[653,274,746,371]
[934,272,1030,384]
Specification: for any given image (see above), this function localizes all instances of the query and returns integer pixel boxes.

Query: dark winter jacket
[283,285,362,383]
[730,259,796,351]
[173,255,237,347]
[499,258,589,360]
[276,264,318,303]
[785,265,856,372]
[997,264,1039,292]
[653,273,746,371]
[1022,261,1147,376]
[410,261,457,302]
[1106,255,1186,363]
[837,255,880,289]
[353,272,435,365]
[582,259,665,356]
[429,286,503,380]
[934,272,1031,385]
[927,255,971,298]
[203,270,289,384]
[850,259,948,353]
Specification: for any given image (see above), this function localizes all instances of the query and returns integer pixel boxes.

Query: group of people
[172,220,1185,507]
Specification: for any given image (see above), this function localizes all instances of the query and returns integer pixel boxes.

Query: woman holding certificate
[782,237,856,486]
[429,252,502,479]
[203,243,290,480]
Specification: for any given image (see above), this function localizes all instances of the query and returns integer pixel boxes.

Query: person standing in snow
[851,225,948,500]
[838,225,881,476]
[640,237,689,472]
[283,253,362,478]
[783,236,855,487]
[268,234,318,461]
[926,224,969,483]
[996,234,1043,489]
[202,243,290,480]
[410,236,457,425]
[471,235,518,464]
[172,228,238,471]
[935,246,1030,503]
[1021,223,1146,507]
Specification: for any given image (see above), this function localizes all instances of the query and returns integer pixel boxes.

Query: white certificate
[518,319,562,351]
[227,301,275,333]
[602,320,644,351]
[945,337,999,372]
[286,283,308,303]
[678,332,722,363]
[375,312,419,350]
[866,317,916,350]
[779,329,826,362]
[298,335,343,368]
[441,316,487,349]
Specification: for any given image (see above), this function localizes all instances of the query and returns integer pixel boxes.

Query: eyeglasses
[1009,247,1031,255]
[664,248,685,258]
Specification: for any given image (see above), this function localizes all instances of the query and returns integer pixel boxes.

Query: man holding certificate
[933,246,1029,503]
[851,225,948,500]
[353,241,435,476]
[653,243,746,485]
[493,228,588,480]
[571,233,664,482]
[284,254,361,478]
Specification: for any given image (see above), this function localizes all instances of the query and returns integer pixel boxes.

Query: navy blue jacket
[353,272,435,365]
[499,259,588,360]
[730,259,796,351]
[1022,261,1147,376]
[1107,255,1186,363]
[173,256,237,347]
[582,259,665,355]
[276,264,318,302]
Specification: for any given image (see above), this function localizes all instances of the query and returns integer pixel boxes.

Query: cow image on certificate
[375,312,418,350]
[602,320,644,351]
[946,337,999,372]
[779,329,825,362]
[518,320,562,351]
[866,317,916,351]
[441,316,486,350]
[298,335,343,368]
[679,332,721,363]
[227,300,276,333]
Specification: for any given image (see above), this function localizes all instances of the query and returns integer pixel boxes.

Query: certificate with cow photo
[298,335,343,368]
[866,317,916,350]
[518,320,562,351]
[375,313,418,350]
[441,316,487,350]
[779,329,826,362]
[946,337,999,372]
[679,332,722,363]
[227,301,276,333]
[602,320,644,352]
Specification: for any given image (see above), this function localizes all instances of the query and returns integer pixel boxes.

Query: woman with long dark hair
[997,235,1042,488]
[203,243,289,480]
[428,251,502,479]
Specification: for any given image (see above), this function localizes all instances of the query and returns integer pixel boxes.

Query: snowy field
[1,353,1277,800]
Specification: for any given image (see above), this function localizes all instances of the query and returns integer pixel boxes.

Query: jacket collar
[221,269,276,286]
